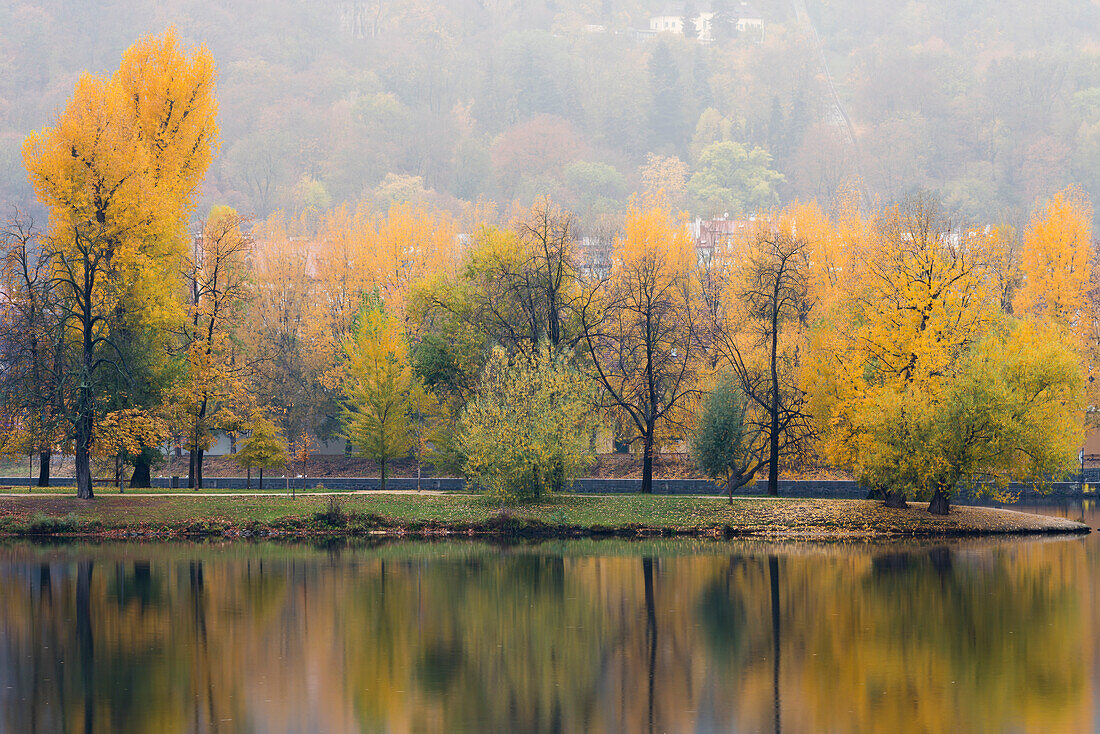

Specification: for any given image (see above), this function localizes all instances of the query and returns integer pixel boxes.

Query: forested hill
[2,0,1098,228]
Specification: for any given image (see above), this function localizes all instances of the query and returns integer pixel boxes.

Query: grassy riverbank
[0,493,1088,539]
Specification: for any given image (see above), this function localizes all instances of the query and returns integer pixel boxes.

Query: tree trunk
[188,447,196,489]
[130,458,152,488]
[195,448,203,490]
[884,490,908,509]
[75,413,94,500]
[258,467,263,490]
[641,427,655,494]
[380,457,387,492]
[767,306,780,497]
[246,466,251,490]
[37,451,50,487]
[928,489,951,515]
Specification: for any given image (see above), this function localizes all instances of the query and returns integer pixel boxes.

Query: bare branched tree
[580,241,703,494]
[0,214,64,486]
[706,228,815,495]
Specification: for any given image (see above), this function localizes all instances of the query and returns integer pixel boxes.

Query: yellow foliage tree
[93,408,171,491]
[243,215,320,440]
[1011,188,1097,423]
[22,28,217,499]
[809,196,1083,513]
[178,207,253,489]
[1014,187,1093,331]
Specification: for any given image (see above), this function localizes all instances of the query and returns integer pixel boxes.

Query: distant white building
[650,6,715,38]
[648,3,763,43]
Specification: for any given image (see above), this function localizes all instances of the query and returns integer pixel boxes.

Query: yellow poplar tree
[1014,187,1093,330]
[23,28,217,499]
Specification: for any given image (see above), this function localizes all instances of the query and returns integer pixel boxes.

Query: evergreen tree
[690,374,767,502]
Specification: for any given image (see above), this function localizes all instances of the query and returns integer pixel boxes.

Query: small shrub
[313,495,348,527]
[26,513,80,534]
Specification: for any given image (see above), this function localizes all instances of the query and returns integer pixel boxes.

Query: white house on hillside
[648,3,763,42]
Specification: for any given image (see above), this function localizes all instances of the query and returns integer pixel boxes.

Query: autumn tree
[834,320,1083,514]
[1014,187,1093,328]
[179,207,253,489]
[808,196,1001,512]
[1012,188,1100,418]
[579,200,703,494]
[490,115,586,200]
[0,215,63,485]
[22,29,217,499]
[639,153,689,209]
[243,217,323,442]
[417,199,581,356]
[342,299,416,492]
[235,412,287,490]
[93,408,170,491]
[459,345,594,501]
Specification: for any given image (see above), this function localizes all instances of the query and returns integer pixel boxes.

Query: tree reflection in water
[0,537,1091,734]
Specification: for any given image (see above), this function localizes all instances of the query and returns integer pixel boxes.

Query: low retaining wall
[1,476,1095,499]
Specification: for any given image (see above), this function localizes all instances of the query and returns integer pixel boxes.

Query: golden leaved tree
[1013,187,1100,421]
[243,215,321,440]
[808,196,1083,513]
[1014,187,1093,329]
[23,28,217,499]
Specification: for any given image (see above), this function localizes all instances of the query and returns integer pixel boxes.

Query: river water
[1,502,1099,733]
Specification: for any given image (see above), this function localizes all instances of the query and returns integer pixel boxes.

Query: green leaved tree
[690,374,767,503]
[687,141,784,217]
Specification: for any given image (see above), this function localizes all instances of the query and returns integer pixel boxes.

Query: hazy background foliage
[2,0,1098,228]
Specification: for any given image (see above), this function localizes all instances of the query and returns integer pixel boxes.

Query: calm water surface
[2,502,1100,733]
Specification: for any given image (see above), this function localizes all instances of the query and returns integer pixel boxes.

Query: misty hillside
[2,0,1098,227]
